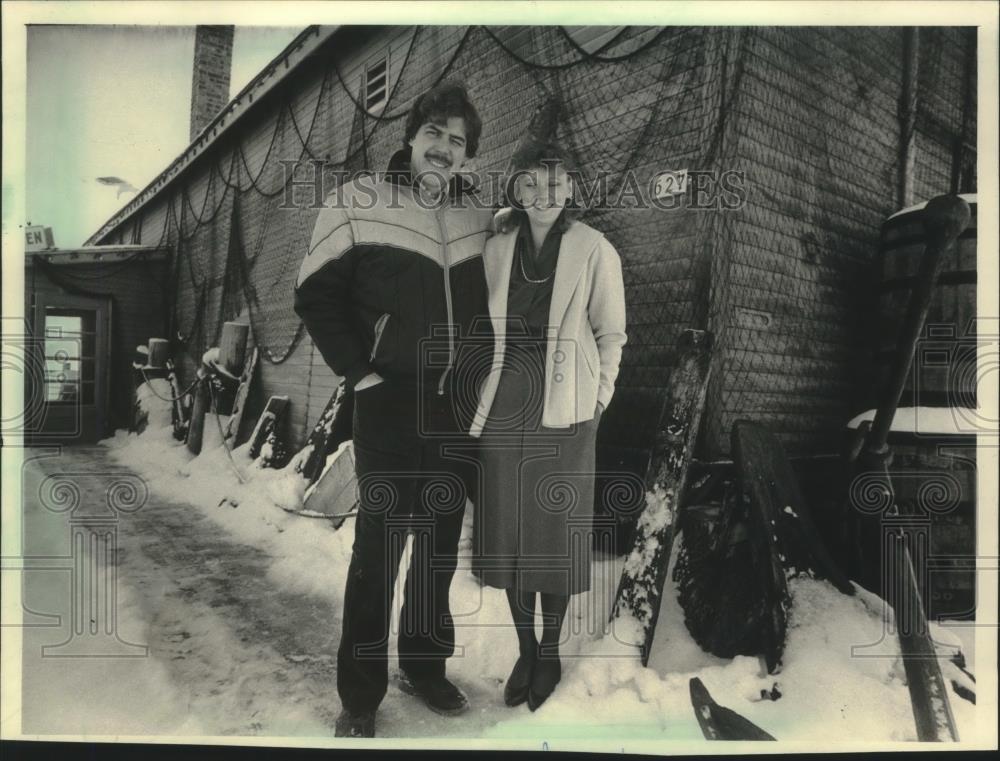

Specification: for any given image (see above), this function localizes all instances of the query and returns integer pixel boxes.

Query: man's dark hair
[403,81,483,159]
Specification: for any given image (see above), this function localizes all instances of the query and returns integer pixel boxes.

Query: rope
[227,185,304,364]
[481,26,582,70]
[183,160,234,230]
[174,281,208,345]
[181,162,218,226]
[213,148,242,192]
[208,379,248,484]
[139,367,201,402]
[237,106,288,196]
[286,69,331,162]
[558,26,670,63]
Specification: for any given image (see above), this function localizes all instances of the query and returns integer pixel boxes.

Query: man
[293,82,492,738]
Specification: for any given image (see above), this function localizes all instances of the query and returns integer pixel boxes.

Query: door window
[43,308,96,405]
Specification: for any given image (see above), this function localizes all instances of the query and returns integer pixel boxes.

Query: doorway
[31,293,111,444]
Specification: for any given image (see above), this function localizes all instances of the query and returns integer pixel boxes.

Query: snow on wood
[689,677,776,740]
[301,441,358,529]
[248,396,290,467]
[611,329,712,665]
[297,381,352,486]
[223,346,259,443]
[846,406,979,435]
[135,377,173,432]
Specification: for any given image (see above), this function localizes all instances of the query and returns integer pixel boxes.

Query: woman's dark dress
[473,219,599,596]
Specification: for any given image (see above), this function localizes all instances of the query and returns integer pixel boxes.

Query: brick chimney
[190,26,234,142]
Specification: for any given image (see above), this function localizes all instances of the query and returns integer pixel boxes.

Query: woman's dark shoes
[503,651,536,707]
[527,650,562,712]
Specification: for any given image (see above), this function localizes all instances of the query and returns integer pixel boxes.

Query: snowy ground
[14,385,985,748]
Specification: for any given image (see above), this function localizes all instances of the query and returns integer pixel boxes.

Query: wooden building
[82,26,977,480]
[23,245,170,444]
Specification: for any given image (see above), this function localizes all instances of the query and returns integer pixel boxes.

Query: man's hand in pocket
[355,372,385,392]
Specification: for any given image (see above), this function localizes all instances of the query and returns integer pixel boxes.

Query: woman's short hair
[404,81,482,158]
[499,138,581,234]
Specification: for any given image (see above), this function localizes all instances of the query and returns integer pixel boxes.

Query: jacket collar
[385,147,478,200]
[487,211,604,336]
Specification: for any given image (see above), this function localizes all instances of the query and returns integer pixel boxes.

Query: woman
[470,139,627,711]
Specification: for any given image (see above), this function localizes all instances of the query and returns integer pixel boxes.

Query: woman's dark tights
[505,588,569,657]
[505,587,537,656]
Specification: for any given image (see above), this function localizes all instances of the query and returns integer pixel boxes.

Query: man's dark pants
[337,377,474,715]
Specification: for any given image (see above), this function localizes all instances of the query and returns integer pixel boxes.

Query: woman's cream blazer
[470,214,627,435]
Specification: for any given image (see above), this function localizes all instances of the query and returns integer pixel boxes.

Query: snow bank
[135,377,174,431]
[100,419,980,743]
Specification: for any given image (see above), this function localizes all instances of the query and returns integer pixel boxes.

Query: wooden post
[219,322,249,376]
[147,337,170,369]
[222,347,259,444]
[853,195,969,742]
[185,375,209,455]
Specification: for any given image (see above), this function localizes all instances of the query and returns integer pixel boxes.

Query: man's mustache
[424,152,452,165]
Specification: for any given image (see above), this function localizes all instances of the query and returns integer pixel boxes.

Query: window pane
[45,380,78,402]
[45,358,80,379]
[44,338,81,362]
[44,315,83,337]
[42,307,98,405]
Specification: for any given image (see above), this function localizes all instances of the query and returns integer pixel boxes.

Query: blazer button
[553,350,565,363]
[554,373,564,383]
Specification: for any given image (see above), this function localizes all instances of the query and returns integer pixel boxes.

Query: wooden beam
[610,328,713,665]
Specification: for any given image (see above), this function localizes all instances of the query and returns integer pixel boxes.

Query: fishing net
[92,25,976,478]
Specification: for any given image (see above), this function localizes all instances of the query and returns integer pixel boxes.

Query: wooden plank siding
[89,25,975,466]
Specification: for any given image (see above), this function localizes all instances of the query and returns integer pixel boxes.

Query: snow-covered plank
[301,441,358,529]
[731,420,856,672]
[689,677,776,741]
[249,396,291,468]
[610,328,712,666]
[223,347,259,444]
[296,380,352,486]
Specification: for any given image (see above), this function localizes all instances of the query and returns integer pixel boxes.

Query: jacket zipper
[436,204,454,396]
[370,312,390,362]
